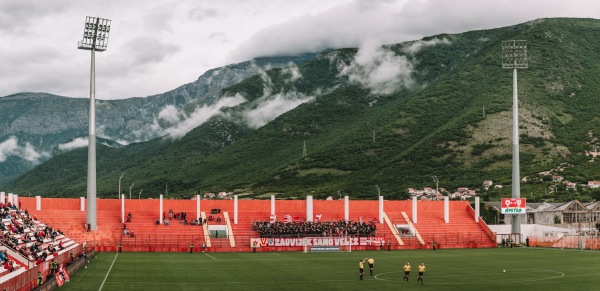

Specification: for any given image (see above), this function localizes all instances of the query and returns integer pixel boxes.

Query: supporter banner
[55,269,70,287]
[501,198,526,214]
[310,246,340,252]
[250,237,384,247]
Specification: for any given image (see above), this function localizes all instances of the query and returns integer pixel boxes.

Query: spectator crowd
[253,219,376,238]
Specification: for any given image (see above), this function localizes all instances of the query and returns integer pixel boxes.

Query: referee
[403,262,411,283]
[359,259,365,280]
[417,262,426,284]
[367,257,375,276]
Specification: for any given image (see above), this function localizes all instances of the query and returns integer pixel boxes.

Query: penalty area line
[204,253,217,260]
[99,253,118,291]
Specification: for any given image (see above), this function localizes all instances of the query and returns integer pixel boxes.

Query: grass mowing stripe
[98,252,118,291]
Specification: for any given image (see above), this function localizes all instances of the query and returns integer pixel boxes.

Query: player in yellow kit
[417,262,426,284]
[402,262,411,283]
[367,257,375,276]
[359,259,365,280]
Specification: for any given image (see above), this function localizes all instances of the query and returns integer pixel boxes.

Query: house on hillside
[552,175,564,182]
[217,192,233,199]
[588,181,600,188]
[483,180,493,188]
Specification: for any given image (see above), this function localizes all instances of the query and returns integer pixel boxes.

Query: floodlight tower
[78,16,111,231]
[502,40,527,235]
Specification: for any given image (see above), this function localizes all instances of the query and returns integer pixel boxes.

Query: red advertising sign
[501,198,526,214]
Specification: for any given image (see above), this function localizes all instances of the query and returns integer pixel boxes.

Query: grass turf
[61,247,599,291]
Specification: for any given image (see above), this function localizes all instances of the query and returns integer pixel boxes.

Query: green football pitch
[61,248,599,291]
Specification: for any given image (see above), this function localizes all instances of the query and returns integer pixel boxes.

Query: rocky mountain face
[0,54,317,185]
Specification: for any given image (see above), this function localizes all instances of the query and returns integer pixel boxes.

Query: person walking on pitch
[367,257,375,276]
[359,259,365,280]
[417,262,426,284]
[403,262,411,283]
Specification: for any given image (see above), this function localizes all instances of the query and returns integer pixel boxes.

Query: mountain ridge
[7,18,600,202]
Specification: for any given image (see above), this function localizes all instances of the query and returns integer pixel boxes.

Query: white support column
[444,196,449,223]
[234,195,238,225]
[8,193,13,206]
[159,194,164,224]
[121,194,125,223]
[196,195,201,221]
[0,192,4,204]
[36,196,41,211]
[475,196,480,223]
[378,196,384,224]
[306,195,313,222]
[14,195,18,209]
[412,196,417,223]
[80,197,85,211]
[271,195,275,215]
[344,196,349,221]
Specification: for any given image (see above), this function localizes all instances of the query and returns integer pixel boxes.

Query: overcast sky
[1,0,599,100]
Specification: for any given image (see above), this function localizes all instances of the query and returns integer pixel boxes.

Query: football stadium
[0,195,597,290]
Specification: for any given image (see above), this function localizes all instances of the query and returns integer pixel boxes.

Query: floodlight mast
[502,40,527,235]
[78,16,111,231]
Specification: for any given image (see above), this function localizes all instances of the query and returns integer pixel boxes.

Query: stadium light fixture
[502,40,527,235]
[78,16,111,231]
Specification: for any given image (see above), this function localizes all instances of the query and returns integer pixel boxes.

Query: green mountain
[0,54,317,186]
[9,18,600,202]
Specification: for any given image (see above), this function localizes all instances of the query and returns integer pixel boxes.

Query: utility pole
[303,141,307,157]
[129,183,134,199]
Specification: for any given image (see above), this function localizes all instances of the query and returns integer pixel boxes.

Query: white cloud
[165,94,247,139]
[403,37,451,55]
[158,105,182,125]
[340,39,414,95]
[243,92,315,129]
[57,137,89,151]
[0,136,49,163]
[1,0,600,100]
[280,63,302,83]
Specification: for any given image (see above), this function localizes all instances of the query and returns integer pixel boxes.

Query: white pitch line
[99,253,118,291]
[204,253,217,260]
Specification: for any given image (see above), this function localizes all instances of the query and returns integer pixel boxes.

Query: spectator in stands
[4,259,14,272]
[35,256,43,265]
[127,212,132,222]
[58,240,64,250]
[156,219,160,225]
[164,219,170,226]
[37,271,43,286]
[51,260,59,274]
[86,223,91,233]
